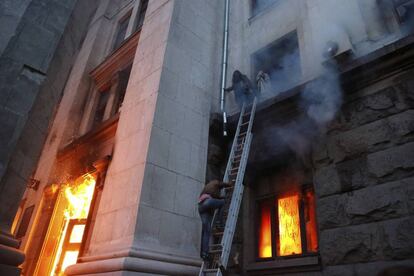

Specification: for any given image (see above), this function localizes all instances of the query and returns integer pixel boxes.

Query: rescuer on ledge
[198,179,231,260]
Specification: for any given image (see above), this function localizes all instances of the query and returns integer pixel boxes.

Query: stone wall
[313,67,414,274]
[0,0,98,229]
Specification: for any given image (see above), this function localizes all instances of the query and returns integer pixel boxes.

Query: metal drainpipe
[220,0,230,136]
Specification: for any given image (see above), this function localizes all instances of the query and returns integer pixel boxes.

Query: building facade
[1,0,413,275]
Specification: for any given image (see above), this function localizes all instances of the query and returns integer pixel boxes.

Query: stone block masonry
[312,72,414,273]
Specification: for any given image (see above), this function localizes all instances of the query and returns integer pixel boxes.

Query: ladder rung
[240,122,249,126]
[238,132,247,137]
[203,269,219,273]
[213,231,224,236]
[209,249,222,254]
[210,244,222,248]
[243,112,251,117]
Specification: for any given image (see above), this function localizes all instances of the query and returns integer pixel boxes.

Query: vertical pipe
[220,0,230,136]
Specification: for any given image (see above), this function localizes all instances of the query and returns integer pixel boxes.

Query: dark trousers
[198,198,225,258]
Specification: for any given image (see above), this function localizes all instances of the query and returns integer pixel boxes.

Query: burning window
[34,174,96,276]
[257,188,318,259]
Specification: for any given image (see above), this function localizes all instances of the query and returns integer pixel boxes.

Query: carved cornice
[90,31,140,91]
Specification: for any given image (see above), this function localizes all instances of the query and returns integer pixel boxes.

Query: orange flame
[259,203,272,258]
[63,174,96,219]
[278,194,302,256]
[51,174,96,276]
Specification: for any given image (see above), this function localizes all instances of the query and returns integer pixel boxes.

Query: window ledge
[90,31,140,91]
[246,255,320,274]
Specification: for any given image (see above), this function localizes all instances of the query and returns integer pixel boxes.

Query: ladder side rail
[246,97,257,135]
[223,103,246,183]
[220,132,253,268]
[211,103,246,229]
[198,261,205,276]
[208,103,246,238]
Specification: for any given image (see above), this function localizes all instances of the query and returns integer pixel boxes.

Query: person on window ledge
[198,179,231,260]
[225,70,257,110]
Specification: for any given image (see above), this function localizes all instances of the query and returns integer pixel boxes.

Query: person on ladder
[224,70,257,110]
[198,179,231,261]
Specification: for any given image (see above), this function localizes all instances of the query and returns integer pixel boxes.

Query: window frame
[112,10,133,51]
[133,0,149,32]
[255,184,319,261]
[250,0,280,18]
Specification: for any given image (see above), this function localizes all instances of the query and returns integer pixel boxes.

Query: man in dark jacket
[198,180,231,260]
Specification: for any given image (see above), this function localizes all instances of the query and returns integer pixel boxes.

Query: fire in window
[258,188,318,259]
[34,174,96,276]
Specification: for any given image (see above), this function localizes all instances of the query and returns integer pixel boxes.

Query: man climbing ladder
[198,97,257,276]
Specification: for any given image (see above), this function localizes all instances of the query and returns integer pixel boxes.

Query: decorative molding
[90,31,140,91]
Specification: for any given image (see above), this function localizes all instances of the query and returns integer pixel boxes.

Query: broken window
[252,32,301,95]
[134,0,149,31]
[257,187,318,259]
[251,0,279,16]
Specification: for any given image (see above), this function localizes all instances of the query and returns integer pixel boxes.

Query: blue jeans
[198,198,225,258]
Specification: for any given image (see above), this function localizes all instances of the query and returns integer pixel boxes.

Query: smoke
[248,0,413,163]
[270,65,342,163]
[300,65,342,126]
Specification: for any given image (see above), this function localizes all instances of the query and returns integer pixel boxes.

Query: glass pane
[135,0,149,30]
[277,194,302,256]
[304,190,318,252]
[113,15,130,50]
[60,251,79,273]
[93,90,110,125]
[69,224,85,243]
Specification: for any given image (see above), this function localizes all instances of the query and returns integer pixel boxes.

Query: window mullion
[272,197,279,258]
[299,192,307,255]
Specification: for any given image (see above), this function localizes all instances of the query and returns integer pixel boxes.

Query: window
[93,90,110,126]
[113,13,131,50]
[16,205,35,239]
[135,0,149,31]
[252,32,301,95]
[114,65,132,113]
[257,187,318,259]
[251,0,279,16]
[393,0,414,22]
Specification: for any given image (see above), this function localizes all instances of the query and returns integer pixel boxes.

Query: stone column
[0,0,83,274]
[66,0,222,275]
